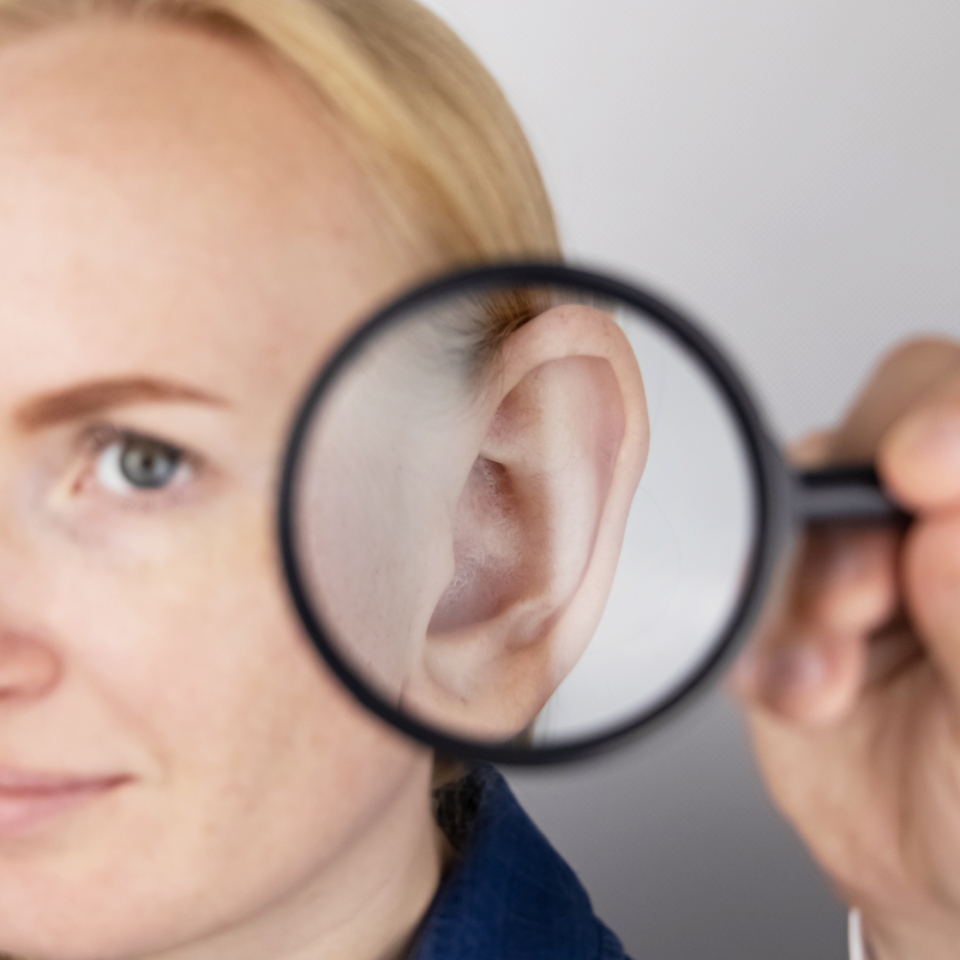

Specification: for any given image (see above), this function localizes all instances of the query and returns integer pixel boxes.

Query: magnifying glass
[279,263,904,765]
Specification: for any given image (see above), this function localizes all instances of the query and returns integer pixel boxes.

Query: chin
[0,817,211,960]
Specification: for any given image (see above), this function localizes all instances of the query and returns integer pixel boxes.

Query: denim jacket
[411,764,630,960]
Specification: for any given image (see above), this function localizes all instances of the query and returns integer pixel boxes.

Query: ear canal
[427,455,527,636]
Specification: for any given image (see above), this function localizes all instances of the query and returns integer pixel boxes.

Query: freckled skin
[0,20,442,960]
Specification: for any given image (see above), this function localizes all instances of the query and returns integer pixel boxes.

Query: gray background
[416,2,960,958]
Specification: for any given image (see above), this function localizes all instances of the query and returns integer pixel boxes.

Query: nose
[0,492,64,701]
[0,630,60,701]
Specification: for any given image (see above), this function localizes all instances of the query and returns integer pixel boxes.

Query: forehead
[0,19,405,404]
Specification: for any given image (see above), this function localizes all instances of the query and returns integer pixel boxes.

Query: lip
[0,768,132,835]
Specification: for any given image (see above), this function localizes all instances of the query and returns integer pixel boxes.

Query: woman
[0,2,956,959]
[0,2,643,958]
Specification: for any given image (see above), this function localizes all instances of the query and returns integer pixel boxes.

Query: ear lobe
[402,305,649,741]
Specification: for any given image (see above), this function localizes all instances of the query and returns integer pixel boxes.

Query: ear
[401,305,650,741]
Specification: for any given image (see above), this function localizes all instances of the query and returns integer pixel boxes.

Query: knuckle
[833,340,960,460]
[799,530,898,630]
[876,337,960,380]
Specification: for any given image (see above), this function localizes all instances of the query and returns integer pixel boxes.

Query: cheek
[76,490,413,821]
[298,380,489,702]
[9,491,427,957]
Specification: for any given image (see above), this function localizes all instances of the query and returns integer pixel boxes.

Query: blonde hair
[0,0,559,793]
[0,0,561,272]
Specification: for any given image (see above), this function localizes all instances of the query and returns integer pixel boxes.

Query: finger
[903,510,960,706]
[880,385,960,511]
[731,527,900,725]
[730,620,865,725]
[861,617,924,691]
[734,339,960,722]
[788,429,835,467]
[830,338,960,463]
[797,528,900,631]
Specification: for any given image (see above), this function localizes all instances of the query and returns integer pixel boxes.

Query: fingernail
[729,646,759,695]
[760,644,826,697]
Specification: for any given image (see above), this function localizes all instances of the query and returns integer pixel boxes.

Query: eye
[95,434,190,494]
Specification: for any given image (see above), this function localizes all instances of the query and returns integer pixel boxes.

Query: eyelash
[77,424,202,504]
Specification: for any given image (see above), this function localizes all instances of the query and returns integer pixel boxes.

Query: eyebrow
[15,376,227,431]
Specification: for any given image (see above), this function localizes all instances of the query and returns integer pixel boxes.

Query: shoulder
[413,764,631,960]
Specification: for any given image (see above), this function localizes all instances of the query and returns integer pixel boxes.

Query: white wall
[416,2,960,957]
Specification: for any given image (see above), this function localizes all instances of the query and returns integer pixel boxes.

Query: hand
[731,338,960,960]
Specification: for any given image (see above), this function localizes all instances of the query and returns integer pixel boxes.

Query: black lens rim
[278,262,787,766]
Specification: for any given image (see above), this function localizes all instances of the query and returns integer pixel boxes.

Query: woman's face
[0,19,439,958]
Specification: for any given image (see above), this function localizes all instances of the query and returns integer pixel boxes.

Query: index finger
[827,338,960,511]
[831,338,960,462]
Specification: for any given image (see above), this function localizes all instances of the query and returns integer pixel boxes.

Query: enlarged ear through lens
[404,305,650,741]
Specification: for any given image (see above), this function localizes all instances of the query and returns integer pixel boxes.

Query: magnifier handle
[794,464,911,525]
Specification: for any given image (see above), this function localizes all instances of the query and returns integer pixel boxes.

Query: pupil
[120,438,181,489]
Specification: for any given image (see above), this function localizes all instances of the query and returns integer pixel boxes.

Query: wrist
[860,910,960,960]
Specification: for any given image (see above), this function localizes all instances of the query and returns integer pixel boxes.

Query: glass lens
[284,278,761,754]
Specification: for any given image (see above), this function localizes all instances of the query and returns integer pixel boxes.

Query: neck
[147,764,445,960]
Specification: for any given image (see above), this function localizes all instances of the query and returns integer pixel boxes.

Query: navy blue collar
[411,765,629,960]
